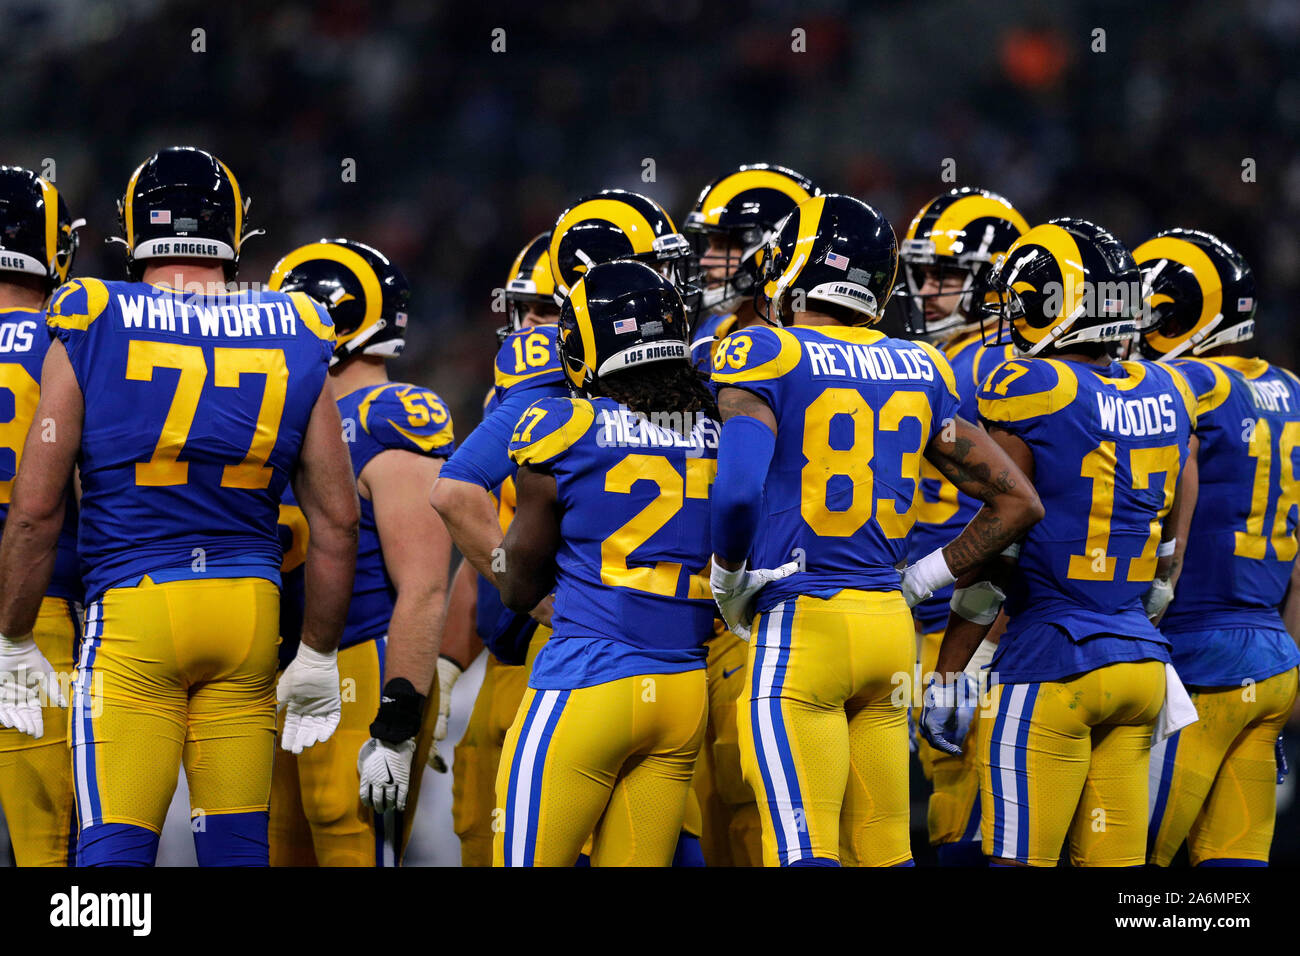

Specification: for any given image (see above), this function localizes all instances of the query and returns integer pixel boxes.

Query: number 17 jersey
[711,323,960,614]
[48,278,334,602]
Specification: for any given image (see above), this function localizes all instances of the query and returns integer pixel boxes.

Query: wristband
[1156,539,1176,558]
[370,677,426,743]
[294,643,337,667]
[950,581,1005,625]
[912,548,956,594]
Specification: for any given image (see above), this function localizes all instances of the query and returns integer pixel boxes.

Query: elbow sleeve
[710,414,775,564]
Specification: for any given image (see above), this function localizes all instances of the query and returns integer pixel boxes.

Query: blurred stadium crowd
[2,0,1299,862]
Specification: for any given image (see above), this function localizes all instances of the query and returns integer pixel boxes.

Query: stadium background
[1,0,1297,864]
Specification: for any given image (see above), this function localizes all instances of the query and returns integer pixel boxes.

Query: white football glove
[358,737,417,813]
[900,548,956,608]
[277,644,341,754]
[428,656,463,772]
[710,558,801,641]
[0,634,65,739]
[1144,576,1175,622]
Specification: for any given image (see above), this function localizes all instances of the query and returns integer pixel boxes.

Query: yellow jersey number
[511,332,552,373]
[800,387,933,539]
[601,454,716,599]
[0,363,41,505]
[126,341,288,489]
[1236,418,1300,561]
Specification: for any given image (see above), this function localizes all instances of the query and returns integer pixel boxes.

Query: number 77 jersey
[977,357,1195,683]
[47,277,334,602]
[711,323,961,616]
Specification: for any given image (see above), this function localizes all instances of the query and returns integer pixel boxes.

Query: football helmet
[0,166,82,290]
[549,190,692,300]
[117,147,255,281]
[896,187,1029,342]
[981,218,1145,356]
[758,194,898,326]
[1135,228,1255,361]
[500,231,558,343]
[557,259,691,396]
[268,239,410,365]
[683,163,819,322]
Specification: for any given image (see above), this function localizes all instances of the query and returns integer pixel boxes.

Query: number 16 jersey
[711,323,960,615]
[48,278,334,602]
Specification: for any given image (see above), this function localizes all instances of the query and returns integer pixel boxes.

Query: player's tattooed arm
[716,385,776,432]
[0,341,81,637]
[498,465,560,615]
[924,417,1043,579]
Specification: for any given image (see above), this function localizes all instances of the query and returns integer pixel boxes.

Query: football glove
[710,558,801,641]
[919,673,978,756]
[900,548,956,608]
[428,656,463,772]
[358,737,417,813]
[0,633,65,739]
[1143,576,1175,622]
[277,644,341,754]
[1277,734,1289,785]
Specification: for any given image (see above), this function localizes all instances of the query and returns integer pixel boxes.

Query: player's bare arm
[497,464,560,614]
[924,417,1043,579]
[441,557,484,670]
[293,378,361,655]
[711,384,777,572]
[430,476,508,589]
[366,450,452,696]
[0,340,81,637]
[1165,433,1200,589]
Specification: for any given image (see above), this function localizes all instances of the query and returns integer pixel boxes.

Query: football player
[679,163,820,866]
[894,187,1029,865]
[495,259,716,865]
[709,194,1043,866]
[0,166,82,866]
[266,239,454,866]
[1137,230,1300,866]
[0,147,359,866]
[440,233,557,866]
[924,218,1199,867]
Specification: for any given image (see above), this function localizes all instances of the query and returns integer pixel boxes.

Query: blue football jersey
[507,396,718,689]
[710,323,961,613]
[690,312,743,375]
[336,381,455,648]
[0,306,81,603]
[47,278,334,601]
[494,325,566,402]
[1159,357,1300,684]
[977,357,1196,683]
[906,331,1018,632]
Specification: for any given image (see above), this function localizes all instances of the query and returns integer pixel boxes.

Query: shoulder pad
[508,397,595,469]
[359,383,455,456]
[710,325,801,385]
[978,357,1078,424]
[285,291,336,343]
[47,278,111,333]
[1169,357,1231,417]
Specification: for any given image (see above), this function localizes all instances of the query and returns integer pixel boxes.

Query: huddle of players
[0,149,1293,869]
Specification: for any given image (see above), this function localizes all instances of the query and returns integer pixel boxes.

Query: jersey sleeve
[494,326,566,398]
[1169,357,1230,419]
[358,383,456,464]
[285,290,337,366]
[977,358,1077,435]
[46,278,111,374]
[708,325,802,413]
[507,397,595,472]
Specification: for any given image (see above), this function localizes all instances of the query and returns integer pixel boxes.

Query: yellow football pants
[739,590,915,867]
[494,668,707,867]
[72,578,279,834]
[0,597,80,866]
[978,659,1165,867]
[1148,666,1297,866]
[693,623,762,866]
[915,628,983,847]
[269,636,439,867]
[452,627,549,867]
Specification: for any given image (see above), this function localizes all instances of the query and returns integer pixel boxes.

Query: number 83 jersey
[711,324,961,615]
[48,278,334,602]
[977,357,1195,683]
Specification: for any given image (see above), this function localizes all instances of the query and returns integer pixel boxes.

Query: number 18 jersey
[48,278,334,602]
[711,323,961,614]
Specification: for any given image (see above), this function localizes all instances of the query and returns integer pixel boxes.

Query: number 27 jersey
[711,324,961,614]
[48,278,334,601]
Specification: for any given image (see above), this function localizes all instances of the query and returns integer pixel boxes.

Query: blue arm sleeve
[710,415,776,564]
[439,388,550,490]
